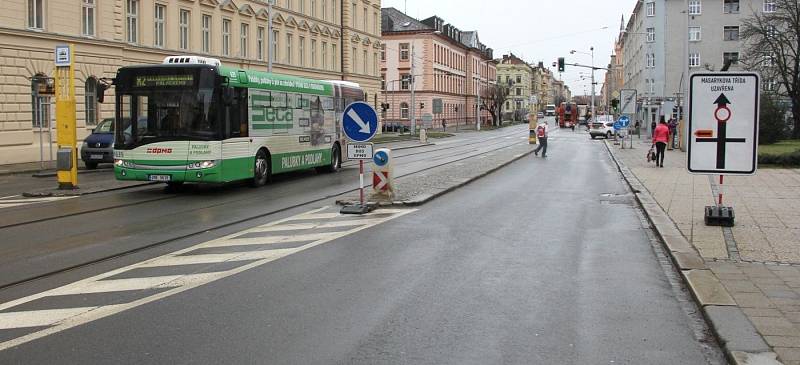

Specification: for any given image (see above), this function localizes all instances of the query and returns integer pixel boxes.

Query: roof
[381,8,433,33]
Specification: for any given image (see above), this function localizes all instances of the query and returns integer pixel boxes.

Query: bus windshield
[113,66,220,150]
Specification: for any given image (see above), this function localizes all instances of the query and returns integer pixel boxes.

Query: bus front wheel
[251,149,271,187]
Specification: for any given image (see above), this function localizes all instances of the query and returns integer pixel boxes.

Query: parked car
[81,118,116,169]
[537,112,545,119]
[589,115,617,139]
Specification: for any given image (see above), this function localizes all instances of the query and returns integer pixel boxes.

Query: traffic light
[381,102,390,111]
[557,57,565,72]
[420,102,425,109]
[611,99,619,109]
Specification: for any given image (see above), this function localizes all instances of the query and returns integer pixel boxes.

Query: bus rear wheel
[317,144,340,173]
[251,149,271,187]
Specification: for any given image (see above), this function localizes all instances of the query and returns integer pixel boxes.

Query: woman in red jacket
[652,118,670,167]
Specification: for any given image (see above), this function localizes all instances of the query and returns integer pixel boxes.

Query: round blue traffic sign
[373,150,389,167]
[343,102,378,142]
[618,115,630,128]
[613,121,623,130]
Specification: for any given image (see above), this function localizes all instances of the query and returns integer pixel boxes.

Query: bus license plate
[90,154,104,160]
[148,175,172,182]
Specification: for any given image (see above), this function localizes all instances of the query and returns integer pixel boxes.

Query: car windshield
[93,119,114,133]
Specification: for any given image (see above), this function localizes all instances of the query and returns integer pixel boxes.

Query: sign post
[341,101,379,214]
[688,72,760,226]
[54,44,78,189]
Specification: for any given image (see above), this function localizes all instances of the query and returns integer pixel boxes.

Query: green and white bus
[112,56,365,187]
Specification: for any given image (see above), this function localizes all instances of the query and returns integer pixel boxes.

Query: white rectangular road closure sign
[347,143,374,160]
[688,73,760,175]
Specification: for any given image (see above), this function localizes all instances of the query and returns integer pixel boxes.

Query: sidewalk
[608,137,800,365]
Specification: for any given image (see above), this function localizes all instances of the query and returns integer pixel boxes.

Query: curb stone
[602,141,780,365]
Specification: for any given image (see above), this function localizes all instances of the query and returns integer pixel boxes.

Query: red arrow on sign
[373,171,390,191]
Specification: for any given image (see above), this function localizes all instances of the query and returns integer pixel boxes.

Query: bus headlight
[115,159,135,168]
[188,161,216,170]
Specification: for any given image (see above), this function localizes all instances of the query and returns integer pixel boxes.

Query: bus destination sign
[135,75,194,88]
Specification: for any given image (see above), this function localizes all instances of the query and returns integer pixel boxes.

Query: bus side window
[225,88,248,138]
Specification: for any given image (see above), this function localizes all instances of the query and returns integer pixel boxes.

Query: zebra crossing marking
[0,206,414,351]
[0,196,76,210]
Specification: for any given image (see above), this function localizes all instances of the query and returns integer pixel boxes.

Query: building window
[400,102,409,119]
[84,77,98,127]
[352,2,357,27]
[689,26,702,41]
[202,15,211,53]
[286,0,292,11]
[31,76,52,129]
[222,19,231,56]
[28,0,44,29]
[82,0,95,36]
[723,26,739,41]
[381,44,385,61]
[689,0,701,15]
[516,88,522,96]
[764,78,777,91]
[648,79,655,94]
[723,0,739,14]
[516,75,522,83]
[381,74,385,90]
[363,50,367,74]
[374,12,378,34]
[332,43,337,70]
[322,41,328,69]
[311,39,317,67]
[352,47,357,73]
[126,0,138,43]
[723,52,739,66]
[154,4,165,48]
[400,74,410,90]
[363,7,367,31]
[240,23,249,58]
[646,53,655,68]
[763,53,775,67]
[272,30,279,62]
[767,25,778,38]
[311,0,316,17]
[299,36,306,66]
[286,33,293,63]
[257,27,264,61]
[322,0,327,20]
[646,2,655,16]
[331,0,336,22]
[373,52,377,75]
[689,53,700,67]
[179,10,190,50]
[399,43,409,61]
[646,27,655,42]
[764,0,776,13]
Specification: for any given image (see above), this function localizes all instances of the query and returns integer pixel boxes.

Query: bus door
[221,87,251,181]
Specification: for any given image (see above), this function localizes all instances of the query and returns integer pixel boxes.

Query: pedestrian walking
[652,119,670,167]
[634,120,641,138]
[442,119,447,132]
[533,121,548,158]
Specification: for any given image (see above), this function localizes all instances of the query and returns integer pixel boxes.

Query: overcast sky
[382,0,636,96]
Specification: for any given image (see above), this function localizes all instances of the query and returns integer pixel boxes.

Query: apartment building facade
[496,53,534,119]
[0,0,381,165]
[380,8,495,129]
[622,0,773,130]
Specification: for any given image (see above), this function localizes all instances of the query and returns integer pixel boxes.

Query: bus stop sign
[688,73,760,175]
[343,102,378,142]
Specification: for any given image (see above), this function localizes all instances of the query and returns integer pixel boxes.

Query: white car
[589,116,617,139]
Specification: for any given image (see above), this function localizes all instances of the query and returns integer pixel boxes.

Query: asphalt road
[0,126,530,289]
[0,123,725,364]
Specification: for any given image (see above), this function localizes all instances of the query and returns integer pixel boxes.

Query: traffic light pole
[410,44,416,135]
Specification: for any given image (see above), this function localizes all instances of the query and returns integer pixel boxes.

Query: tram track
[0,128,528,291]
[0,127,524,230]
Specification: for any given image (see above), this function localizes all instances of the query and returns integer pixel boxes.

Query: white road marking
[0,308,98,330]
[0,206,415,350]
[0,196,76,210]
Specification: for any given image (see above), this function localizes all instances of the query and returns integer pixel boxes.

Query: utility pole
[590,46,596,121]
[267,0,274,73]
[410,43,416,135]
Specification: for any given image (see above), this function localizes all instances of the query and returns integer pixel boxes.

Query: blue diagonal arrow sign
[343,102,378,142]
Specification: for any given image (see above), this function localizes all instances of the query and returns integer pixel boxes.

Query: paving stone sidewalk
[609,137,800,364]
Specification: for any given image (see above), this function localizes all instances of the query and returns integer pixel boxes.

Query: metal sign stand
[340,102,379,215]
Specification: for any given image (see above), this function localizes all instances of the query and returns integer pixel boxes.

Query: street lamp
[267,0,276,73]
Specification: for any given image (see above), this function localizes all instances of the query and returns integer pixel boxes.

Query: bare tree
[481,83,511,127]
[741,0,800,138]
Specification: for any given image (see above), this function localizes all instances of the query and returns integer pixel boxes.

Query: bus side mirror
[222,87,235,105]
[97,83,108,103]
